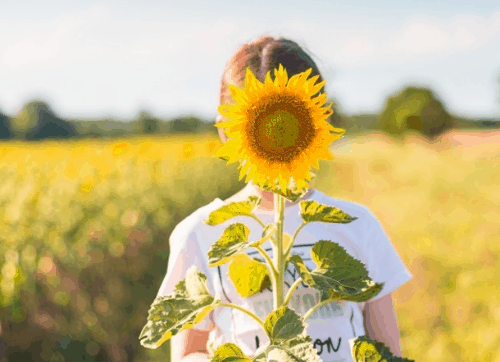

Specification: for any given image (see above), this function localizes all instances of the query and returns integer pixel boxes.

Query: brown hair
[219,36,325,106]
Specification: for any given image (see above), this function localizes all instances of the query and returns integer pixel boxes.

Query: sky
[1,0,500,121]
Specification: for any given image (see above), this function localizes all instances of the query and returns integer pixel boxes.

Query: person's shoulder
[311,189,375,222]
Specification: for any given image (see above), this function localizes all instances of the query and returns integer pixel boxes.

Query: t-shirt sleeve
[363,211,412,301]
[156,215,215,330]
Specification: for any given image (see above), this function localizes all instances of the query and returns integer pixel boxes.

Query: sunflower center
[258,110,300,150]
[246,92,317,163]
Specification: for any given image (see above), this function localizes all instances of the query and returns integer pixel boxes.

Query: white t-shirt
[157,184,412,362]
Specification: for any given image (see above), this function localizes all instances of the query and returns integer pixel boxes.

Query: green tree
[11,100,77,140]
[0,110,13,139]
[170,116,202,133]
[137,110,160,134]
[377,87,453,139]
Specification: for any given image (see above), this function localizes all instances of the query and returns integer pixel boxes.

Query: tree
[377,87,453,139]
[137,110,160,134]
[11,101,77,140]
[169,116,202,133]
[0,110,13,139]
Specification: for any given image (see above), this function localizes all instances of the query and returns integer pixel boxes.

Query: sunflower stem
[249,214,266,228]
[273,192,285,309]
[254,245,278,283]
[303,298,341,322]
[285,221,308,258]
[283,277,303,308]
[219,302,265,329]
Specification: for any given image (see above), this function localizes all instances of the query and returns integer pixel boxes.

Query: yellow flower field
[0,130,499,361]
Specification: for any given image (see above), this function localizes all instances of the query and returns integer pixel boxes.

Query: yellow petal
[239,161,251,181]
[245,68,259,91]
[229,85,248,104]
[313,93,328,108]
[214,119,243,128]
[274,64,288,87]
[264,71,273,85]
[217,104,240,118]
[307,79,325,96]
[278,174,289,192]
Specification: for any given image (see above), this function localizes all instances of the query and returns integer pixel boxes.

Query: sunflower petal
[239,161,251,181]
[278,174,289,192]
[264,71,273,85]
[313,93,328,108]
[214,119,243,128]
[217,104,240,118]
[307,78,325,96]
[245,68,259,91]
[229,85,248,104]
[288,73,301,87]
[274,64,288,87]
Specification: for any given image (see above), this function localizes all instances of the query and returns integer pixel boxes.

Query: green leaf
[263,307,305,344]
[228,254,271,298]
[205,196,261,225]
[211,343,252,362]
[266,336,321,362]
[259,173,316,202]
[289,241,384,303]
[255,223,278,247]
[252,343,269,362]
[139,266,220,348]
[208,223,276,267]
[299,200,358,224]
[350,336,415,362]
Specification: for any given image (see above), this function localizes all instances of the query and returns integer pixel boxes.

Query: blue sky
[1,0,500,120]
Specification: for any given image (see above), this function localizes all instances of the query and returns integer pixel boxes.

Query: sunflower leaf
[259,173,316,202]
[139,266,220,349]
[266,336,322,362]
[210,343,252,362]
[228,254,271,298]
[208,223,276,267]
[299,200,358,224]
[350,336,415,362]
[263,307,305,344]
[288,241,383,302]
[205,196,261,226]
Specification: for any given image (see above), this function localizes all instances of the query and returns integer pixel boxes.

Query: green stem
[219,302,265,329]
[273,193,285,309]
[249,214,266,228]
[254,245,278,281]
[283,278,302,307]
[303,298,340,322]
[285,221,308,258]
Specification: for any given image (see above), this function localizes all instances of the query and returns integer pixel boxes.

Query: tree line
[1,87,498,141]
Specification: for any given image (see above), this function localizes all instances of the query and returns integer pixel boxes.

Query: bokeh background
[1,1,500,361]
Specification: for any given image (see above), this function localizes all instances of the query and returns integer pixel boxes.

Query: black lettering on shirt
[255,335,260,350]
[313,337,341,355]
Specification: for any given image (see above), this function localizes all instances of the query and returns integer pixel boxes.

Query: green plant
[139,66,414,361]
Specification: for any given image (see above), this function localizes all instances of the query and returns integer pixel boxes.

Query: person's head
[217,35,326,143]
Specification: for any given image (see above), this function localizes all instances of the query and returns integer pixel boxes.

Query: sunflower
[216,64,345,192]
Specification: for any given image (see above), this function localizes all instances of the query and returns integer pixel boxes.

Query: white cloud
[281,12,500,67]
[1,4,499,118]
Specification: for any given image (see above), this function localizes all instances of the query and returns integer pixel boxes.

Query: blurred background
[1,0,500,361]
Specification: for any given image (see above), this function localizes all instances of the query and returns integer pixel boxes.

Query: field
[0,130,499,361]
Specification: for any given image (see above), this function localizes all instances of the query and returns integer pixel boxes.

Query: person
[157,35,413,362]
